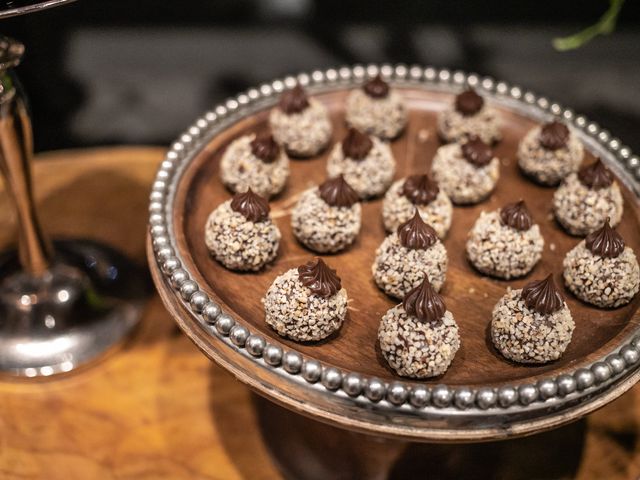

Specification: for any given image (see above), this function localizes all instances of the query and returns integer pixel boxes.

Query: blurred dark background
[1,0,638,153]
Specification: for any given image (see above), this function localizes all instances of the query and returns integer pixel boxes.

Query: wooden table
[0,147,639,479]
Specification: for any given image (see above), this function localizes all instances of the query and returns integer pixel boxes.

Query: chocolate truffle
[326,128,396,199]
[431,138,500,204]
[269,85,332,157]
[491,275,575,364]
[563,219,640,308]
[291,175,362,253]
[345,75,408,139]
[219,132,290,198]
[518,121,584,186]
[263,258,348,341]
[372,211,448,299]
[381,174,453,237]
[378,277,460,378]
[204,189,281,271]
[437,88,502,144]
[553,159,624,236]
[466,201,544,279]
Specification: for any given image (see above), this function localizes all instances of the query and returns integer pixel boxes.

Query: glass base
[0,240,151,377]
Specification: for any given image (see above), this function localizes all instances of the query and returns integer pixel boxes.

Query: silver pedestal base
[0,240,150,377]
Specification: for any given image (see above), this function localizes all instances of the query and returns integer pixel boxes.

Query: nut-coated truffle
[345,75,407,139]
[491,280,574,364]
[518,122,584,186]
[466,205,544,279]
[220,133,290,198]
[437,89,502,144]
[269,86,332,157]
[263,259,348,342]
[326,130,396,199]
[553,160,623,236]
[204,193,280,271]
[431,141,500,205]
[381,175,453,237]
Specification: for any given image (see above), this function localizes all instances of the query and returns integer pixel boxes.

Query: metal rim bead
[454,388,475,409]
[518,385,538,405]
[342,373,363,397]
[189,291,209,313]
[263,344,283,367]
[179,281,198,301]
[409,386,430,408]
[302,360,322,383]
[387,382,408,405]
[497,387,517,408]
[202,302,221,324]
[229,324,249,347]
[245,334,266,357]
[476,388,497,410]
[283,351,303,374]
[364,378,385,402]
[215,314,235,336]
[431,385,453,408]
[321,368,342,391]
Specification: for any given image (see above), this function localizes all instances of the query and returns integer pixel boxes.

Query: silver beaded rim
[149,64,640,417]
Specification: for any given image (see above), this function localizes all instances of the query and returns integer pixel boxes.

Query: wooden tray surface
[171,87,640,388]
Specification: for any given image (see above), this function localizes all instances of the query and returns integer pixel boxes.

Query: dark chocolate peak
[318,175,359,208]
[402,277,447,323]
[461,137,494,167]
[398,210,438,250]
[363,74,390,99]
[230,188,270,222]
[297,257,342,298]
[539,121,569,150]
[250,133,280,163]
[401,174,439,205]
[455,88,484,116]
[585,218,625,259]
[578,158,614,190]
[279,85,310,114]
[500,200,533,231]
[342,127,373,160]
[521,274,564,315]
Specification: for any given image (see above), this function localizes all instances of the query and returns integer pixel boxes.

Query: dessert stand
[0,1,149,377]
[148,65,640,444]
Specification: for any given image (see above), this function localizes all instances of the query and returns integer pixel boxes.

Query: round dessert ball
[437,88,502,144]
[553,159,624,236]
[466,201,544,279]
[205,189,280,271]
[431,138,500,205]
[518,121,584,186]
[378,278,460,378]
[491,275,575,364]
[326,128,395,199]
[372,211,448,299]
[291,175,362,253]
[381,174,453,237]
[345,75,407,140]
[563,220,640,308]
[269,85,332,157]
[219,133,290,198]
[263,258,348,342]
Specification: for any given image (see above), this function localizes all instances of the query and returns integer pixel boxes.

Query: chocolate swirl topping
[398,210,438,250]
[319,175,359,208]
[539,121,569,150]
[250,133,280,163]
[230,188,270,222]
[402,277,447,323]
[342,128,373,160]
[500,200,533,231]
[461,137,494,167]
[578,158,614,190]
[363,74,390,99]
[401,174,439,205]
[279,85,310,114]
[521,274,564,315]
[297,258,342,298]
[455,88,484,116]
[585,218,625,259]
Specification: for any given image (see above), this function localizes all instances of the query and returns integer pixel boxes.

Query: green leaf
[553,0,625,51]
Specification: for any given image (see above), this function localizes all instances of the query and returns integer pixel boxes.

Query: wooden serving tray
[149,66,640,441]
